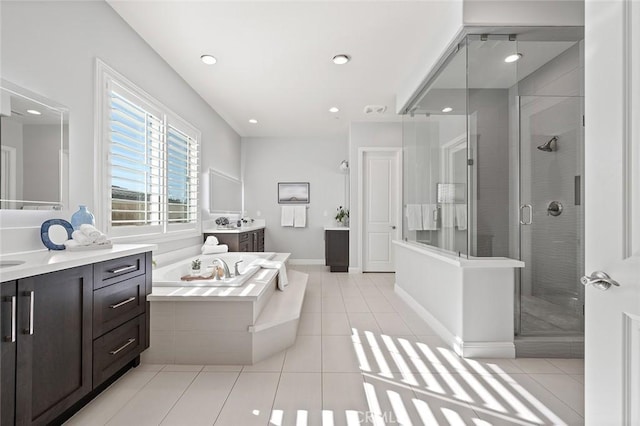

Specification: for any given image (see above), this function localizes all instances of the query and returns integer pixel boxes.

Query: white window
[96,60,200,240]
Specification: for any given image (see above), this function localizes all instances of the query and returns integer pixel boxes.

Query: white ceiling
[107,1,458,139]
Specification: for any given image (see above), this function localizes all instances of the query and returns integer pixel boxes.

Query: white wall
[0,1,241,255]
[349,122,403,270]
[242,137,348,261]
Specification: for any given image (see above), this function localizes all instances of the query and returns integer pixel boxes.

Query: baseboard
[287,258,325,265]
[457,341,515,358]
[395,285,515,359]
[348,267,362,274]
[394,285,457,348]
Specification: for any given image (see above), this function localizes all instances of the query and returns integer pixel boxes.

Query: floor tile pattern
[67,266,584,425]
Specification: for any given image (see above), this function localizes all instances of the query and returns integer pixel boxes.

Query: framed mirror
[0,81,68,210]
[209,168,242,213]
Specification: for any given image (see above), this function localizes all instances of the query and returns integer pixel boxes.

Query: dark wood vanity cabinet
[0,251,152,425]
[325,229,349,272]
[204,228,265,252]
[2,266,93,426]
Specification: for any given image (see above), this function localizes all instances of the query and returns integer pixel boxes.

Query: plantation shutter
[108,88,165,229]
[166,123,198,226]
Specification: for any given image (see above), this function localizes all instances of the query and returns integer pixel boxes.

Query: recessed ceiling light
[332,54,351,65]
[442,107,453,113]
[329,107,340,113]
[200,54,217,65]
[504,53,523,63]
[26,109,41,115]
[248,119,258,124]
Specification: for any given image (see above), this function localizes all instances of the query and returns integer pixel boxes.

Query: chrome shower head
[537,136,558,152]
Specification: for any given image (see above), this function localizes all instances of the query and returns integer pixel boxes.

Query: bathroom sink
[0,260,25,269]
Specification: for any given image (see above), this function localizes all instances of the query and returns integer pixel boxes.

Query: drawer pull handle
[3,296,16,342]
[23,291,34,335]
[109,297,136,309]
[108,265,137,274]
[109,338,136,355]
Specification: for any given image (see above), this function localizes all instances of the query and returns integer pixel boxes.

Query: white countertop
[324,227,349,231]
[203,224,266,234]
[0,244,156,282]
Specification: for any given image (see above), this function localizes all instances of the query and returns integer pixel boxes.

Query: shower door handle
[520,204,533,225]
[581,271,620,291]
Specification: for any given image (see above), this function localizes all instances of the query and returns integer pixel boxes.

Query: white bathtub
[153,252,275,287]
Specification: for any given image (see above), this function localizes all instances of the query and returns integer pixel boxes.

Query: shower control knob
[581,271,620,291]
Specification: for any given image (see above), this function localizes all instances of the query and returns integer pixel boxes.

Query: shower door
[518,95,584,335]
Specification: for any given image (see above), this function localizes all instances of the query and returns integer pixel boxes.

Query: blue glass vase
[71,205,95,230]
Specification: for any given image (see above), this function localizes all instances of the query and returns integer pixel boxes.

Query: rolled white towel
[72,230,94,245]
[79,224,102,240]
[201,244,228,255]
[95,234,108,244]
[64,239,81,249]
[204,236,219,246]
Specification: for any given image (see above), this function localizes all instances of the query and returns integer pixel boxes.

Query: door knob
[391,226,396,229]
[581,271,620,291]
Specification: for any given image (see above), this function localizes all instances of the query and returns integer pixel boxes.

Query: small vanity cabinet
[325,228,349,272]
[204,227,265,252]
[0,249,152,425]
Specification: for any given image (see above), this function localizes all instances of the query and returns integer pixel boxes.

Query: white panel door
[585,0,640,424]
[363,150,400,272]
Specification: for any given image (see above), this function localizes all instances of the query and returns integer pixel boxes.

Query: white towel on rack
[441,205,455,228]
[421,204,440,230]
[455,204,467,230]
[281,206,295,227]
[405,204,423,231]
[293,206,306,228]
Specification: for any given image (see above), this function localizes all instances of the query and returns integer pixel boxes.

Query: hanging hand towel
[281,206,295,227]
[455,204,467,230]
[406,204,423,231]
[293,206,306,228]
[441,205,455,228]
[421,204,440,230]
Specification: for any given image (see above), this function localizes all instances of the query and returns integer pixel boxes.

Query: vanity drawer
[238,232,250,242]
[93,315,145,388]
[94,276,146,337]
[94,253,146,289]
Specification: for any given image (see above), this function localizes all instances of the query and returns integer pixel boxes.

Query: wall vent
[363,105,387,114]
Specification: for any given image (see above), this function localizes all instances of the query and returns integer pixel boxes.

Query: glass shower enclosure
[401,29,585,339]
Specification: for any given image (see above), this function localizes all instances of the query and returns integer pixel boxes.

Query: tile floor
[66,266,584,425]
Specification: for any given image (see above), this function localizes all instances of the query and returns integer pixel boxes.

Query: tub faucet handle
[211,258,231,279]
[234,260,243,276]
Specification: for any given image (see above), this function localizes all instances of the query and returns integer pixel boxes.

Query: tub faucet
[212,258,231,279]
[234,260,243,276]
